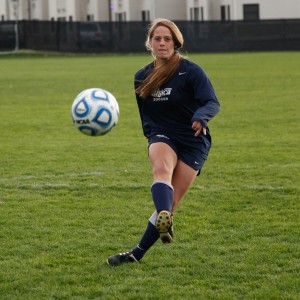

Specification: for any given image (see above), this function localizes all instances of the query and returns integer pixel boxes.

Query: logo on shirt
[152,88,172,101]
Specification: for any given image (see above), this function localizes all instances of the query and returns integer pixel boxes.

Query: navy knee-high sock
[151,181,173,212]
[131,182,174,261]
[132,221,159,261]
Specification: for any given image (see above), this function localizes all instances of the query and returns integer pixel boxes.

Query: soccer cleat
[107,251,138,266]
[155,210,173,243]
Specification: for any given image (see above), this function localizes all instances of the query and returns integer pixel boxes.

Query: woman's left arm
[190,67,220,128]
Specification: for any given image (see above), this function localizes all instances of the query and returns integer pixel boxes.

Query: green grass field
[0,51,299,299]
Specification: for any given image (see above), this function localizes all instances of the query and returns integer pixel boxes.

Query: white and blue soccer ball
[71,88,120,136]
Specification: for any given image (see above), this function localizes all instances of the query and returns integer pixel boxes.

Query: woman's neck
[154,58,168,68]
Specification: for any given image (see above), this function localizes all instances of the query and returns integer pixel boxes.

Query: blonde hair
[136,18,184,98]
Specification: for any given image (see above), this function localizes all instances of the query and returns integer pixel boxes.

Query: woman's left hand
[192,120,206,137]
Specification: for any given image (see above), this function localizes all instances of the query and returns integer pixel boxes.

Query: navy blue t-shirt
[134,58,220,146]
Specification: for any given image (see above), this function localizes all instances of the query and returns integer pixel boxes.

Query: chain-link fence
[1,19,300,53]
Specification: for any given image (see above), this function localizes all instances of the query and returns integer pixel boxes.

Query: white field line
[193,185,285,191]
[0,172,286,191]
[0,182,285,191]
[0,171,106,182]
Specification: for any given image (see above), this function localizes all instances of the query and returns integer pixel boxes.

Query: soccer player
[107,18,220,266]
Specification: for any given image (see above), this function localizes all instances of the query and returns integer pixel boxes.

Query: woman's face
[150,26,175,63]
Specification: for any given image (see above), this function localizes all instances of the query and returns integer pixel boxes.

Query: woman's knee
[152,160,173,178]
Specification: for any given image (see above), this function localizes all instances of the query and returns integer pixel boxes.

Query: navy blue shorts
[148,133,210,174]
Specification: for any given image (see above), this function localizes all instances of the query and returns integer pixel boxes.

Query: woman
[107,18,220,266]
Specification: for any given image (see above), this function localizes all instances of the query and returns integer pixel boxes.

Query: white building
[188,0,300,21]
[0,0,299,22]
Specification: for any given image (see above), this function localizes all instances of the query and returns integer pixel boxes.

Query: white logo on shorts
[156,134,169,139]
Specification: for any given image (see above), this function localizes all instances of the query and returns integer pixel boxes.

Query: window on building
[221,5,230,21]
[190,7,203,21]
[227,5,231,21]
[194,7,200,21]
[87,14,94,21]
[115,12,126,22]
[243,4,259,21]
[221,5,226,21]
[142,10,150,22]
[118,0,122,9]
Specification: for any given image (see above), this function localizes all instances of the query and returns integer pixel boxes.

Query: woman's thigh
[171,159,198,212]
[148,142,178,182]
